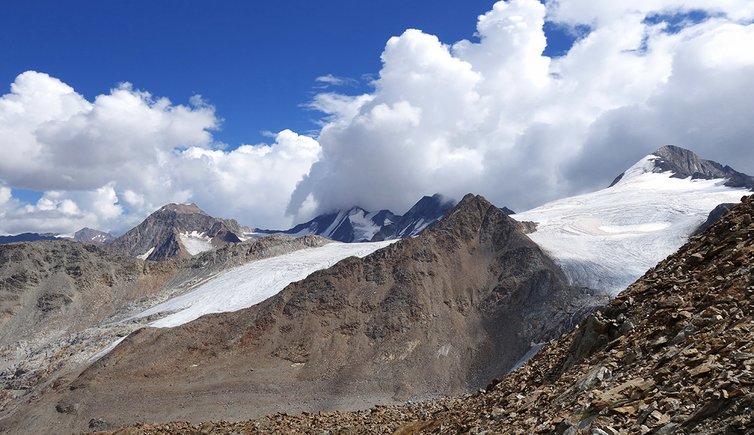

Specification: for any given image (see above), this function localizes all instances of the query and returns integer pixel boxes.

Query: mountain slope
[4,194,602,433]
[133,196,754,434]
[0,234,338,430]
[108,203,244,261]
[515,146,751,294]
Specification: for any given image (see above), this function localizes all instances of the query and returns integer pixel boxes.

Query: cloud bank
[288,0,754,219]
[0,72,320,234]
[2,0,754,234]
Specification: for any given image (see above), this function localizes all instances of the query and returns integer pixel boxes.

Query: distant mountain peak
[610,145,754,189]
[107,203,243,261]
[156,203,205,215]
[256,194,456,243]
[73,227,114,244]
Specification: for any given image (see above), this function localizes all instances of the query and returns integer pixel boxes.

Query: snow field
[135,240,395,328]
[515,155,748,294]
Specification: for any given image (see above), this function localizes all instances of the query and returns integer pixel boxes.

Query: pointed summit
[108,203,244,261]
[610,145,754,189]
[519,145,750,294]
[73,227,113,244]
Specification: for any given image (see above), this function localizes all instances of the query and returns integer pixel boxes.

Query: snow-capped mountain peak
[517,145,751,295]
[611,145,754,189]
[256,194,456,243]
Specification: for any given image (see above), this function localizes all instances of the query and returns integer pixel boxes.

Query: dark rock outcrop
[693,202,735,235]
[259,194,458,243]
[371,194,456,241]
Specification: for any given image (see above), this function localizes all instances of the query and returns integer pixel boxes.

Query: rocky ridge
[258,194,456,243]
[109,194,754,434]
[0,233,62,244]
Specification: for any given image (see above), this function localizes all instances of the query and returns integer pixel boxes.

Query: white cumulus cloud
[0,72,321,234]
[287,0,754,219]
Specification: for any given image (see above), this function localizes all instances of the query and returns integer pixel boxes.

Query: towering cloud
[2,0,754,234]
[0,72,320,234]
[287,0,754,220]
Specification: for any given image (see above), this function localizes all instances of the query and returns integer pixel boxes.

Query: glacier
[135,240,395,328]
[515,154,748,295]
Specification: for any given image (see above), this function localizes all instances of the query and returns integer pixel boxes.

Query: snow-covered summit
[610,145,754,189]
[516,146,751,295]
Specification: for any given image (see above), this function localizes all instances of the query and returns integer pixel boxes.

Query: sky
[1,0,753,235]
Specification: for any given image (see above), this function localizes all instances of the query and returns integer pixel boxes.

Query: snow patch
[179,231,213,255]
[137,247,154,260]
[350,209,382,241]
[135,240,396,328]
[515,164,748,295]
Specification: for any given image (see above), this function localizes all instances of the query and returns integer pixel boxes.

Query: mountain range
[254,193,457,243]
[0,145,752,434]
[173,165,754,435]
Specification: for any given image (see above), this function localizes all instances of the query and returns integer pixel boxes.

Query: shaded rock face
[264,206,399,243]
[0,241,178,380]
[108,203,244,261]
[0,242,170,347]
[73,227,114,244]
[11,195,601,433]
[187,194,754,434]
[372,194,456,241]
[0,234,332,429]
[610,145,754,189]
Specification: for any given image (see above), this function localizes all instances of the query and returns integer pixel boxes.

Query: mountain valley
[0,146,751,434]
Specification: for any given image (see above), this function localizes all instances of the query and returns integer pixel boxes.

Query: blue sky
[2,0,753,234]
[1,0,575,149]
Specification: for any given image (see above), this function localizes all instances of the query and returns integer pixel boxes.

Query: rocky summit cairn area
[105,194,754,434]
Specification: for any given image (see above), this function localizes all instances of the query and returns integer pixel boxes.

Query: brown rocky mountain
[0,194,603,433]
[0,241,178,429]
[126,194,754,434]
[0,235,329,434]
[0,241,175,354]
[107,203,245,261]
